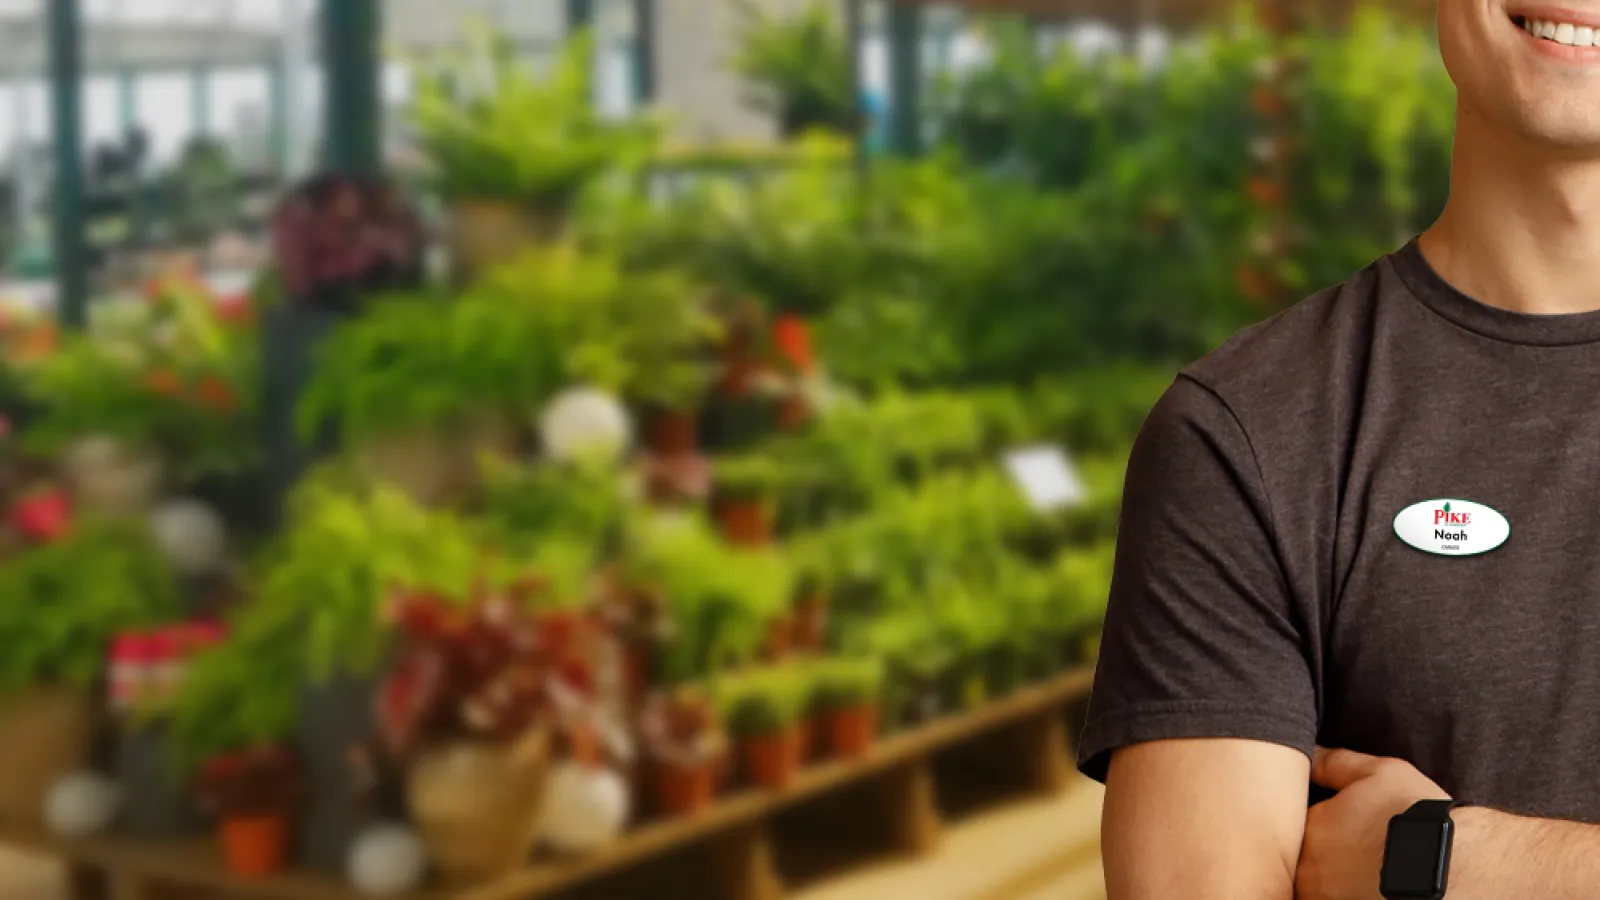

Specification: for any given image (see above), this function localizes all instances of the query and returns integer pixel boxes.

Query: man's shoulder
[1180,255,1395,420]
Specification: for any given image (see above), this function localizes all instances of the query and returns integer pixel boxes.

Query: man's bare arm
[1300,748,1600,900]
[1450,808,1600,900]
[1101,738,1309,900]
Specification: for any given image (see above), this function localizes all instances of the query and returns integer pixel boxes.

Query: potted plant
[114,621,229,838]
[375,588,562,880]
[811,657,885,760]
[407,27,660,275]
[711,454,785,546]
[295,295,526,507]
[714,666,812,790]
[790,574,830,654]
[730,1,858,139]
[0,519,179,830]
[243,480,487,871]
[625,516,793,685]
[638,688,727,817]
[21,273,262,512]
[196,746,306,878]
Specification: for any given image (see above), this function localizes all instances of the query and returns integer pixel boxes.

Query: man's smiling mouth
[1516,13,1600,46]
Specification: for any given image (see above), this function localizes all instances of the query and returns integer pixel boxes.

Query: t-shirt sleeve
[1076,375,1318,783]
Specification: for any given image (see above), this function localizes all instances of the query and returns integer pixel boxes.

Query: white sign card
[1003,444,1087,513]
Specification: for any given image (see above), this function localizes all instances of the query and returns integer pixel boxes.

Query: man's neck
[1423,102,1600,316]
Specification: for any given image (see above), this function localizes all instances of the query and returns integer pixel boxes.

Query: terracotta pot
[824,705,878,760]
[801,714,830,763]
[407,735,550,880]
[646,409,700,458]
[0,686,95,831]
[650,760,717,817]
[759,617,793,663]
[739,729,802,790]
[220,814,290,878]
[714,498,772,546]
[450,199,562,279]
[792,598,828,652]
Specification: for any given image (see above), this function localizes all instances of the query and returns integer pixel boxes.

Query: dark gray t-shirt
[1079,240,1600,823]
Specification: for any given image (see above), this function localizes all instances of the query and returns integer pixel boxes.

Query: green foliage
[0,521,180,691]
[407,27,661,211]
[250,480,487,681]
[477,457,625,604]
[809,656,885,711]
[162,610,302,775]
[713,453,788,500]
[298,244,719,443]
[712,663,814,738]
[1287,9,1455,292]
[626,515,793,684]
[625,137,894,318]
[22,284,260,481]
[731,0,857,138]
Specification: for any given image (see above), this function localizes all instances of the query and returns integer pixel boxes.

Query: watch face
[1380,819,1449,897]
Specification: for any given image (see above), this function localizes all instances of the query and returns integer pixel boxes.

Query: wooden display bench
[6,668,1095,900]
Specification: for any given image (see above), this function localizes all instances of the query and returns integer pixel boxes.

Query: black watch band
[1398,799,1463,820]
[1380,799,1463,900]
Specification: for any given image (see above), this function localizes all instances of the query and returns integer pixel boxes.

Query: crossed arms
[1103,738,1600,900]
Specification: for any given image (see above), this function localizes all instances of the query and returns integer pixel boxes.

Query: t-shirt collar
[1389,238,1600,347]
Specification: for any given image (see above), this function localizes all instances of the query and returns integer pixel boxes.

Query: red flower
[216,295,254,326]
[10,489,71,543]
[771,314,815,373]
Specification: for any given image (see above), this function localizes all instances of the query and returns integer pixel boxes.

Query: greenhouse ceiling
[0,0,567,76]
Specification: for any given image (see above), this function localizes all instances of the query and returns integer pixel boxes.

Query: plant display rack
[7,667,1092,900]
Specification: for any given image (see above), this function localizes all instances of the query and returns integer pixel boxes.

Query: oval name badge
[1393,499,1510,557]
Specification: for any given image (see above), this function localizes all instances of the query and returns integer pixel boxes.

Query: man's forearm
[1452,806,1600,899]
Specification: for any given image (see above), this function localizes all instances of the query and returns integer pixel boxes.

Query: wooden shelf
[4,667,1095,900]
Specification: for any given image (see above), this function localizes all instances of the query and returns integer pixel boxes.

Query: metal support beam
[886,1,923,157]
[49,0,87,329]
[318,0,381,175]
[567,0,595,36]
[631,0,655,105]
[117,69,137,133]
[844,0,869,176]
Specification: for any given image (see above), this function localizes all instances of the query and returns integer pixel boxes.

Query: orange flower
[770,314,815,373]
[194,375,237,413]
[145,368,182,396]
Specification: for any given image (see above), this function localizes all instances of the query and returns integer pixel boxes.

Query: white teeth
[1525,17,1600,45]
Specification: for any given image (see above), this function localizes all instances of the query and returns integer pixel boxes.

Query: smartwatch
[1379,799,1462,899]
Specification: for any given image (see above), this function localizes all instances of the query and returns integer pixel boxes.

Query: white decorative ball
[538,387,632,465]
[44,773,122,838]
[149,499,228,576]
[347,824,428,897]
[538,762,630,855]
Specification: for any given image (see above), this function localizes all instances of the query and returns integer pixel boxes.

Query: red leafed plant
[196,746,306,818]
[374,579,601,762]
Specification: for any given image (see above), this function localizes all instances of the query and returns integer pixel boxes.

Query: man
[1081,3,1600,898]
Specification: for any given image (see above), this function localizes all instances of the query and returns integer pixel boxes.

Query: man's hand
[1295,747,1450,900]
